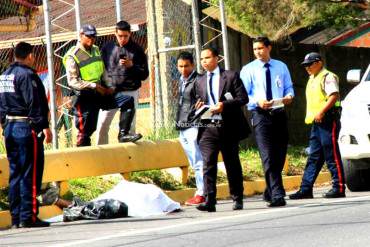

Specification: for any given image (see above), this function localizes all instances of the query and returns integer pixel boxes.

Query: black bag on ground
[63,198,128,222]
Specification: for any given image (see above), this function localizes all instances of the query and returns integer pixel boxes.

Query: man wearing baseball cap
[63,24,139,146]
[289,52,346,199]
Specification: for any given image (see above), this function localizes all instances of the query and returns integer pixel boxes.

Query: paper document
[270,98,284,109]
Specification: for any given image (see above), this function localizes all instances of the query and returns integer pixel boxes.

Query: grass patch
[144,126,178,141]
[240,145,309,180]
[65,176,121,202]
[131,170,185,191]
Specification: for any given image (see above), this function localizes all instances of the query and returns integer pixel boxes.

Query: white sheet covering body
[94,180,181,217]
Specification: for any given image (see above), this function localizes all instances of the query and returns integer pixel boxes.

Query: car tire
[343,159,370,191]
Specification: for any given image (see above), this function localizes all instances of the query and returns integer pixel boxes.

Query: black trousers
[73,90,134,146]
[251,109,288,200]
[198,125,244,205]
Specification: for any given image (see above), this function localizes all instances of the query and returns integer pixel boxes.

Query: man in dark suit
[194,47,250,212]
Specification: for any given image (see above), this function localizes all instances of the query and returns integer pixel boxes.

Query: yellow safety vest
[62,44,104,83]
[305,68,340,124]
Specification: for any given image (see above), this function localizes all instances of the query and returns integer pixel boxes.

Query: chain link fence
[146,0,196,139]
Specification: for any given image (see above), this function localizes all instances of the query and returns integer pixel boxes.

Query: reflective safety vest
[62,44,104,83]
[305,68,340,124]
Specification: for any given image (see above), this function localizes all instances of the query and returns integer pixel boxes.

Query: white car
[339,64,370,191]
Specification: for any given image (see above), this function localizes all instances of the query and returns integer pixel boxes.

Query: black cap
[80,24,97,36]
[301,52,322,66]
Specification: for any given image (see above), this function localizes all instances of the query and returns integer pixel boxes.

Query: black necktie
[264,63,272,101]
[208,72,216,104]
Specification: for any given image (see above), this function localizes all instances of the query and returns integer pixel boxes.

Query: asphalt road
[2,187,370,247]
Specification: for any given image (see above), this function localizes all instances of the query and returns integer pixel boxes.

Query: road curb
[0,172,331,229]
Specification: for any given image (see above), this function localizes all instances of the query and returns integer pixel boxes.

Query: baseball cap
[301,52,322,66]
[80,24,97,36]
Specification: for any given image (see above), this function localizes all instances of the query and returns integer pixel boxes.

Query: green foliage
[131,170,185,190]
[220,0,365,40]
[68,176,121,202]
[239,145,309,180]
[0,187,9,210]
[144,126,178,141]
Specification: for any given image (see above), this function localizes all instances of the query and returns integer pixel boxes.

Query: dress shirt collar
[180,70,196,82]
[257,59,272,68]
[207,66,220,77]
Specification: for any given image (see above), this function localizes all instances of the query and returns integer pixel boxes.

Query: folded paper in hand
[270,98,284,109]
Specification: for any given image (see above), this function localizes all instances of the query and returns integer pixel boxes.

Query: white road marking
[51,195,370,247]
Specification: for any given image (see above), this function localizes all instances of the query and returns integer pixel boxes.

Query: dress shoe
[196,203,216,212]
[268,197,286,207]
[289,190,313,200]
[232,200,243,210]
[323,189,345,198]
[20,218,50,228]
[118,133,142,143]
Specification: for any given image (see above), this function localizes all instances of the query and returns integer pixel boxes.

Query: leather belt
[254,107,285,116]
[6,116,29,122]
[201,119,223,125]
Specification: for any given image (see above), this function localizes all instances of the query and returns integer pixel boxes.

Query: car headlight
[340,135,351,144]
[339,135,358,144]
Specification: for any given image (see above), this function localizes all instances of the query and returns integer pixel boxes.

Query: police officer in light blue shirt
[240,36,294,207]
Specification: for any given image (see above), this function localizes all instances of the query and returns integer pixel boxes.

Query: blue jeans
[179,127,204,196]
[4,121,45,225]
[300,119,346,193]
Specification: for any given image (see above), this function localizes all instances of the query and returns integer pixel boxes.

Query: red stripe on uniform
[332,121,344,193]
[31,130,38,222]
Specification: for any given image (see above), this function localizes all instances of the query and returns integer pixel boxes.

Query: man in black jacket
[176,52,205,206]
[0,42,51,228]
[194,47,250,212]
[96,20,148,144]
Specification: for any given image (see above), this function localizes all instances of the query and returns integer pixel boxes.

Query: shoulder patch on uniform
[325,74,337,85]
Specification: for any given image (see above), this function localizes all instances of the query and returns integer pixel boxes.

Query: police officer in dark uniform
[0,42,52,228]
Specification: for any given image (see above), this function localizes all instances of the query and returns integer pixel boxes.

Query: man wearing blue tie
[194,47,250,212]
[240,37,294,207]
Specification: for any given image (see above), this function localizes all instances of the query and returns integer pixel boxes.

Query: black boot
[118,109,142,143]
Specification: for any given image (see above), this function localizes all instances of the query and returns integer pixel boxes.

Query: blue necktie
[264,63,272,101]
[208,72,216,104]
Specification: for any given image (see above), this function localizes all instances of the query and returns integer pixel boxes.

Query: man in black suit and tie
[194,47,250,212]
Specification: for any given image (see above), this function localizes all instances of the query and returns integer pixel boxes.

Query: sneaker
[323,189,345,198]
[119,133,143,143]
[185,195,205,206]
[289,190,313,200]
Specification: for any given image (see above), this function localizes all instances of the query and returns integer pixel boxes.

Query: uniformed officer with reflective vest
[290,52,346,199]
[0,42,52,228]
[63,24,141,146]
